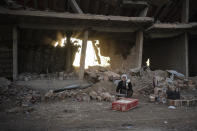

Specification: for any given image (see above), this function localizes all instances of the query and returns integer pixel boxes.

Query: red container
[112,98,138,112]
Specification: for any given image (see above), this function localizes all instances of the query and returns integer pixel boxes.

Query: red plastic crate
[112,98,138,112]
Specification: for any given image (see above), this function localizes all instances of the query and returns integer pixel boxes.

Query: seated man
[116,74,133,97]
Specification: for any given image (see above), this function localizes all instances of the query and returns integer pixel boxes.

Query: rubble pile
[130,69,168,95]
[44,81,116,102]
[0,77,41,113]
[130,68,197,106]
[84,66,120,83]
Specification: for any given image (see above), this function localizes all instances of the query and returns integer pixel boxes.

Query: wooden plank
[70,0,83,14]
[147,23,197,30]
[148,32,182,39]
[0,7,153,23]
[146,23,197,38]
[18,23,138,33]
[13,27,18,81]
[182,0,189,23]
[79,30,88,80]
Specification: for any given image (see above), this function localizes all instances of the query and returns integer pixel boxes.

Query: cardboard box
[112,98,138,112]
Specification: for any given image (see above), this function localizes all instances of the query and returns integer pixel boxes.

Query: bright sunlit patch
[54,37,110,69]
[146,58,150,67]
[60,38,66,47]
[72,39,110,69]
[54,42,58,47]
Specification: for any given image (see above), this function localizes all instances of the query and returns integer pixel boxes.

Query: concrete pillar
[184,33,189,77]
[182,0,189,77]
[135,6,148,68]
[79,30,88,80]
[13,27,18,81]
[135,31,143,68]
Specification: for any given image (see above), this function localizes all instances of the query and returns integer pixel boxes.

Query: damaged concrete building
[0,0,197,80]
[1,0,197,130]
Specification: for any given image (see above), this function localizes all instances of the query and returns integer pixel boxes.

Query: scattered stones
[89,91,98,100]
[43,81,116,102]
[0,78,41,113]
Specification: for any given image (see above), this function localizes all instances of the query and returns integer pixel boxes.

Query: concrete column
[13,27,18,81]
[184,33,189,77]
[182,0,189,77]
[135,5,148,68]
[135,31,143,68]
[79,30,88,80]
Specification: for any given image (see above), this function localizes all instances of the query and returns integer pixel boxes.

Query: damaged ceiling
[1,0,195,23]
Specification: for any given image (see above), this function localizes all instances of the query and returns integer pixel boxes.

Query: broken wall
[18,29,77,74]
[99,37,138,72]
[143,34,187,75]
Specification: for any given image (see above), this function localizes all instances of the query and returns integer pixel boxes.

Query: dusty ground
[0,93,197,131]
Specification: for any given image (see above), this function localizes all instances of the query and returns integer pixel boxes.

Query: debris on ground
[129,67,197,107]
[0,77,41,113]
[44,81,116,102]
[1,66,197,111]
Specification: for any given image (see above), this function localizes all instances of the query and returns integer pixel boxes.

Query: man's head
[121,74,127,82]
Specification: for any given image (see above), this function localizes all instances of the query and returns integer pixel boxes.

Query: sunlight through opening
[54,37,110,69]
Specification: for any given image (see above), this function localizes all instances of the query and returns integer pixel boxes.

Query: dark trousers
[120,89,133,97]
